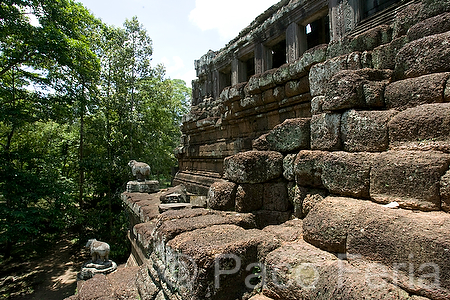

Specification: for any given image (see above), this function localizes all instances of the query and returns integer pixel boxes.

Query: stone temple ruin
[67,0,450,299]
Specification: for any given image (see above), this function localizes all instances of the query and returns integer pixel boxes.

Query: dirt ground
[1,237,88,300]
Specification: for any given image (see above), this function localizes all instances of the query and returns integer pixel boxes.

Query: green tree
[0,0,101,258]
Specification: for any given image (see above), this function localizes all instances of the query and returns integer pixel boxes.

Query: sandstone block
[264,239,413,300]
[408,12,450,41]
[224,151,284,184]
[246,74,262,94]
[283,154,296,181]
[323,69,392,111]
[441,169,450,212]
[310,113,341,151]
[342,109,397,152]
[372,36,409,70]
[207,180,237,211]
[165,225,279,300]
[289,44,327,80]
[363,80,387,108]
[321,152,373,198]
[421,0,450,19]
[235,184,263,212]
[395,31,450,79]
[263,181,289,212]
[284,77,309,98]
[273,63,290,85]
[392,2,423,39]
[388,103,450,150]
[385,72,450,110]
[292,186,328,219]
[228,82,246,101]
[261,219,303,242]
[309,55,347,97]
[370,150,450,211]
[160,185,187,204]
[253,210,291,228]
[303,197,367,253]
[252,133,270,151]
[265,118,310,153]
[347,203,450,298]
[310,96,324,115]
[293,150,327,188]
[259,69,277,91]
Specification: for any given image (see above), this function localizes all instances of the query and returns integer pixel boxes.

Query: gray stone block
[310,113,341,151]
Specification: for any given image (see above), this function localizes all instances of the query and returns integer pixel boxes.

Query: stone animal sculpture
[128,160,151,182]
[86,239,110,263]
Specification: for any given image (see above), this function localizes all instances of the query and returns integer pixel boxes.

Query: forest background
[0,0,191,265]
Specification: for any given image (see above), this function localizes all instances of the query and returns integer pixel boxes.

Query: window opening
[306,15,330,50]
[271,39,286,69]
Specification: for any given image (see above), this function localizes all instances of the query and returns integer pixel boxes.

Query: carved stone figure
[78,239,117,280]
[86,238,110,263]
[128,160,151,182]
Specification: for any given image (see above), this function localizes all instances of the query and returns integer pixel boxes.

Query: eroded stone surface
[370,150,450,211]
[224,151,284,184]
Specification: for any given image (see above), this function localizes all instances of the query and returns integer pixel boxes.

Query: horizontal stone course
[385,72,450,110]
[370,150,450,211]
[395,31,450,79]
[303,196,450,298]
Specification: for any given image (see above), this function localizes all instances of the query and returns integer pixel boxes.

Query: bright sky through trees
[76,0,280,86]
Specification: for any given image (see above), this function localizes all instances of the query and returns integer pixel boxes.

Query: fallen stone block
[207,180,237,211]
[388,103,450,150]
[310,113,341,151]
[370,150,450,211]
[385,72,450,110]
[160,185,188,204]
[224,151,284,184]
[321,152,374,199]
[235,184,263,213]
[395,31,450,79]
[265,118,311,153]
[341,109,397,152]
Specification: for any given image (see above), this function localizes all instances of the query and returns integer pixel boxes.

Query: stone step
[303,196,450,299]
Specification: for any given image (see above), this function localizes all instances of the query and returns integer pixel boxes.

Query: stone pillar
[231,57,247,86]
[255,43,271,74]
[286,22,307,63]
[329,0,360,41]
[213,69,220,99]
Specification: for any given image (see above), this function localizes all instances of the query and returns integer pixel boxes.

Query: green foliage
[0,0,191,260]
